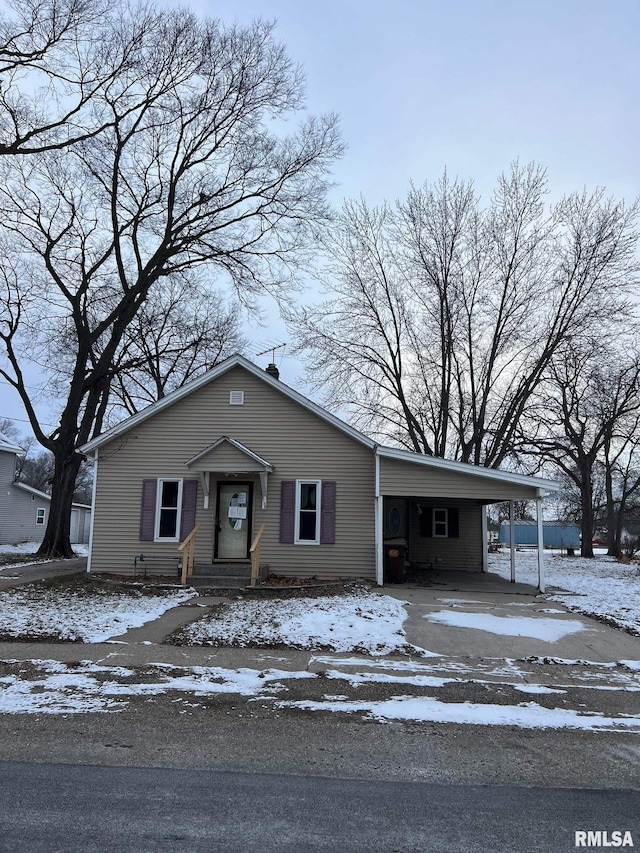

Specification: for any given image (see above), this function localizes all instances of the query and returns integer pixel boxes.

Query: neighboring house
[80,355,559,586]
[81,356,557,584]
[0,432,91,545]
[500,520,580,551]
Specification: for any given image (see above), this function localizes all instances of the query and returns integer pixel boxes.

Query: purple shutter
[280,480,295,543]
[320,480,336,544]
[139,479,157,541]
[180,479,198,541]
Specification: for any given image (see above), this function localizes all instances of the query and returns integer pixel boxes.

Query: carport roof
[376,446,560,494]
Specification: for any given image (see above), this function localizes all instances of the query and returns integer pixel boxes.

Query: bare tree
[108,279,246,418]
[290,163,640,470]
[0,6,343,558]
[526,341,640,557]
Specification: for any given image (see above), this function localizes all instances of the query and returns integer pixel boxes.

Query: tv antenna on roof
[256,342,286,361]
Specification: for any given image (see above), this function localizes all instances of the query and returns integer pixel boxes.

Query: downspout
[536,490,545,594]
[86,448,98,574]
[481,506,488,573]
[374,447,383,586]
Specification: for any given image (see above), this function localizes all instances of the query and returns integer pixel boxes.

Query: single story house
[0,432,91,545]
[80,355,559,590]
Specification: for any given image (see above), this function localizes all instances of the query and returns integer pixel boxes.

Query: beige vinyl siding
[0,450,50,545]
[408,501,483,572]
[90,366,375,579]
[379,457,540,502]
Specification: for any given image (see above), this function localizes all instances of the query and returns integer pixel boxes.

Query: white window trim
[294,479,322,545]
[154,478,183,542]
[35,507,46,525]
[433,507,448,538]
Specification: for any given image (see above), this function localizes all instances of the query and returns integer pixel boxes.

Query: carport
[373,447,560,592]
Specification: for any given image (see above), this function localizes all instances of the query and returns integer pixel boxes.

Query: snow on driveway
[424,611,587,642]
[489,551,640,635]
[0,585,196,642]
[176,593,419,656]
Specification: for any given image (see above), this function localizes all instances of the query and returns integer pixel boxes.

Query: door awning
[185,436,273,509]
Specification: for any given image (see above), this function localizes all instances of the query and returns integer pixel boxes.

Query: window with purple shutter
[139,479,157,541]
[320,480,336,544]
[280,480,295,543]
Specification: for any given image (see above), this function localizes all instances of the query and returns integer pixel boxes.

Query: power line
[0,414,57,428]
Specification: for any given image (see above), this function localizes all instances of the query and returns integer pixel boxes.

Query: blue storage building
[499,520,580,550]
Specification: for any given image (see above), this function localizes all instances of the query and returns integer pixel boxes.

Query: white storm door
[216,483,251,559]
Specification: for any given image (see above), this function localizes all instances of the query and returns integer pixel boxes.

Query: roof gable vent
[229,390,245,405]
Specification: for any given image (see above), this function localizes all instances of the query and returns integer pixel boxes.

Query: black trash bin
[384,540,407,583]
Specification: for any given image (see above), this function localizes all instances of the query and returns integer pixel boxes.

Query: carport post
[536,494,545,593]
[509,500,516,583]
[374,450,384,586]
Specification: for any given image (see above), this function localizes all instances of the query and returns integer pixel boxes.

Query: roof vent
[265,363,280,380]
[229,390,244,405]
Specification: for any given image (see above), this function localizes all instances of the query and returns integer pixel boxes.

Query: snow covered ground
[0,584,196,642]
[176,593,422,656]
[1,657,639,732]
[489,551,640,635]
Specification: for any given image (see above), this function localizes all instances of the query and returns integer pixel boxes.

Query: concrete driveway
[381,571,640,663]
[0,558,87,590]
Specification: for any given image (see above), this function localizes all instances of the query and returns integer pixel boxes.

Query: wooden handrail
[249,523,265,587]
[178,523,201,586]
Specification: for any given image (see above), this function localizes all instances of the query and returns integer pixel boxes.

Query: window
[154,479,183,541]
[295,480,321,544]
[433,508,448,537]
[419,507,459,538]
[36,508,46,525]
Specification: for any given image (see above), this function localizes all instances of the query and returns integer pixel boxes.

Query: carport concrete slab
[380,573,640,663]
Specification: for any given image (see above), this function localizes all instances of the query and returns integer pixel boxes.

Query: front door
[215,482,252,559]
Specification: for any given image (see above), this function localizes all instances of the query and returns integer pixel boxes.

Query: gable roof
[80,354,376,454]
[0,431,24,454]
[79,353,558,493]
[185,436,273,471]
[13,481,91,508]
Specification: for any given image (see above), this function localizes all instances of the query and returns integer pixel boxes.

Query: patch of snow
[324,669,456,688]
[279,696,640,731]
[513,684,567,695]
[0,542,41,555]
[424,610,587,642]
[0,660,316,714]
[178,593,419,656]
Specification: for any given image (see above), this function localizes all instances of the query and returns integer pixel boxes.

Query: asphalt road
[1,760,638,853]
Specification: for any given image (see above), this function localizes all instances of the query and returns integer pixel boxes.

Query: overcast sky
[1,0,639,429]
